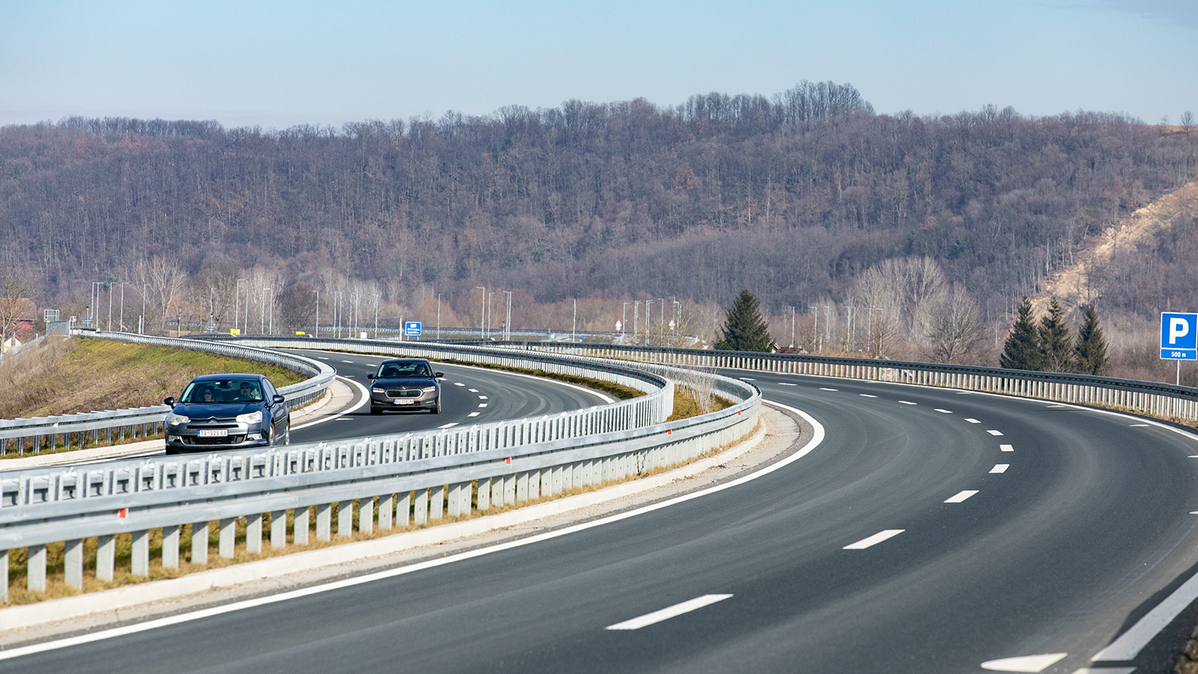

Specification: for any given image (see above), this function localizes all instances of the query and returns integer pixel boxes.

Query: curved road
[7,371,1198,673]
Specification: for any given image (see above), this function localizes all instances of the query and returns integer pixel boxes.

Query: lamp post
[572,298,577,343]
[621,302,630,342]
[436,294,441,340]
[119,283,126,332]
[808,305,819,352]
[107,282,113,331]
[234,278,245,334]
[633,301,640,341]
[503,291,512,340]
[474,286,485,339]
[789,306,795,349]
[313,290,320,338]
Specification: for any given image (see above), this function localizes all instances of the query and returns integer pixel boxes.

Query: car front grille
[180,435,247,446]
[385,389,423,398]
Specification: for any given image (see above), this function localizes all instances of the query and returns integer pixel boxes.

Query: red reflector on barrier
[667,429,672,435]
[505,457,511,464]
[118,508,128,518]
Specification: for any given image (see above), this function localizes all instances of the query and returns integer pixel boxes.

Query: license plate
[396,399,414,405]
[198,429,228,438]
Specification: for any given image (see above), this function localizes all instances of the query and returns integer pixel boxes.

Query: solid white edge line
[945,490,979,503]
[292,376,370,430]
[605,594,733,630]
[844,529,904,550]
[0,401,824,661]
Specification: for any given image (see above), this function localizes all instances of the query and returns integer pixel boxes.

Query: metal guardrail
[0,332,336,456]
[0,337,762,602]
[508,342,1198,424]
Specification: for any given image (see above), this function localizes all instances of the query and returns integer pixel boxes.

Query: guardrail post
[64,538,84,588]
[219,518,235,558]
[294,507,310,545]
[0,550,7,602]
[430,485,444,520]
[27,544,46,592]
[378,495,393,530]
[414,489,428,525]
[397,492,411,527]
[476,478,491,510]
[337,501,353,536]
[98,534,116,580]
[246,514,263,553]
[516,472,529,501]
[316,503,332,540]
[163,526,179,568]
[447,483,462,517]
[270,511,287,547]
[132,530,149,576]
[359,497,374,534]
[191,523,208,564]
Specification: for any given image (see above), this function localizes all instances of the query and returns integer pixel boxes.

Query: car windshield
[376,362,431,378]
[181,380,263,403]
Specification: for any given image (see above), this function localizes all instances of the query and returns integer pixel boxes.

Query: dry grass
[0,337,306,420]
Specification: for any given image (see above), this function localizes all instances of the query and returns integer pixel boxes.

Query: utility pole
[235,279,245,334]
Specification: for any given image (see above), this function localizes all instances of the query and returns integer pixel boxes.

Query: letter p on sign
[1170,317,1191,344]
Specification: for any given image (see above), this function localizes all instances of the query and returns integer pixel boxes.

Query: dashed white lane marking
[454,382,465,386]
[898,400,917,405]
[468,412,480,417]
[945,490,979,503]
[844,529,905,550]
[990,464,1010,474]
[438,423,458,429]
[965,418,981,424]
[478,395,488,400]
[1000,444,1014,452]
[934,409,952,413]
[341,360,354,363]
[980,652,1067,672]
[740,378,756,381]
[1129,423,1150,427]
[819,387,838,391]
[317,356,328,360]
[468,388,479,393]
[335,417,353,421]
[478,403,488,408]
[987,430,1004,436]
[859,394,877,398]
[605,594,734,631]
[778,382,797,386]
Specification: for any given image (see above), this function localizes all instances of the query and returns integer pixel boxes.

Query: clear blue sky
[1,0,1195,130]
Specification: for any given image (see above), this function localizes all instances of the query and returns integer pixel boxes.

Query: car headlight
[372,387,386,394]
[236,410,263,424]
[421,386,437,393]
[166,413,189,426]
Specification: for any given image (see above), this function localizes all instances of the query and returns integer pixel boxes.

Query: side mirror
[272,394,286,405]
[367,373,375,380]
[164,397,175,406]
[435,372,445,379]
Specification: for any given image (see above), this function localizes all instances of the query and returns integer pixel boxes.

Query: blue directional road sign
[404,321,423,338]
[1160,312,1198,360]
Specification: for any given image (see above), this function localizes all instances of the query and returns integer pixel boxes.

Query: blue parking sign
[404,321,423,338]
[1160,312,1198,360]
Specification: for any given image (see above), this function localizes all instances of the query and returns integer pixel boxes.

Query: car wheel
[432,395,441,414]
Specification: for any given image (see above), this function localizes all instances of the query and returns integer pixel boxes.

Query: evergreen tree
[1038,297,1074,372]
[1074,304,1108,375]
[1000,297,1041,370]
[715,289,776,352]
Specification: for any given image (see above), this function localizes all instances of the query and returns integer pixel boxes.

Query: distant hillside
[2,82,1197,331]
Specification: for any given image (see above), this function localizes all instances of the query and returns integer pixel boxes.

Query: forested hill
[2,81,1197,322]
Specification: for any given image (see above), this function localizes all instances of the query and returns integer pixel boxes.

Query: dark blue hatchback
[164,374,290,454]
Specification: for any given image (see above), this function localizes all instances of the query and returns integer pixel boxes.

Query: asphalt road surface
[9,370,1198,674]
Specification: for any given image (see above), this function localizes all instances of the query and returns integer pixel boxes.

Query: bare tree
[148,256,188,332]
[1182,111,1195,133]
[0,267,34,348]
[918,283,984,363]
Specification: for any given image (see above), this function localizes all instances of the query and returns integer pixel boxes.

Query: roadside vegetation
[0,337,305,420]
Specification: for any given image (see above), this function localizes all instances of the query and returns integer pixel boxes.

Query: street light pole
[790,306,795,349]
[808,305,819,352]
[436,294,441,340]
[119,283,125,332]
[234,279,245,334]
[572,298,577,343]
[314,290,319,338]
[503,291,512,340]
[621,302,630,342]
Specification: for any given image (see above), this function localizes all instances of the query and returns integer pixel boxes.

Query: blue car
[164,374,290,454]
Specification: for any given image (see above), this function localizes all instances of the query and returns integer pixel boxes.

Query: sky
[1,0,1195,130]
